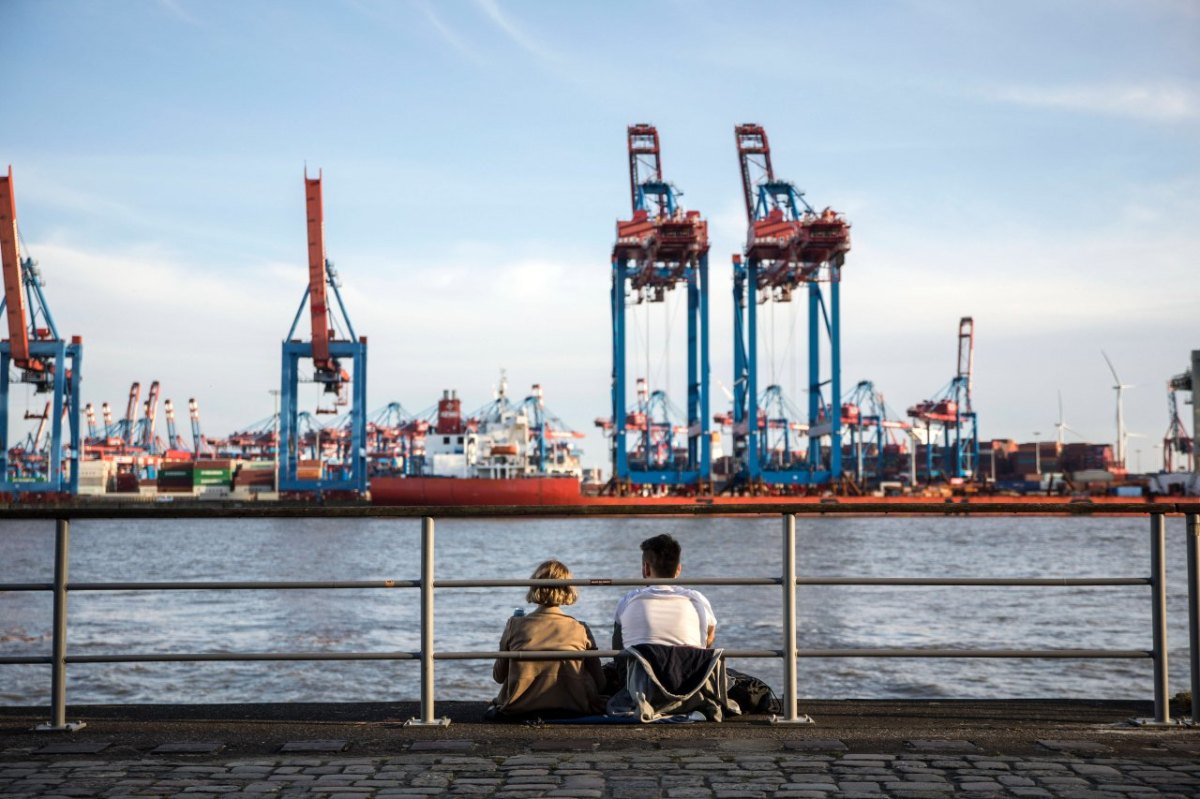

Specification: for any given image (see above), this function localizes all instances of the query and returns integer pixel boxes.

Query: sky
[2,0,1197,473]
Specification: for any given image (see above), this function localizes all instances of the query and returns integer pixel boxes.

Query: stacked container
[194,459,233,498]
[156,461,195,493]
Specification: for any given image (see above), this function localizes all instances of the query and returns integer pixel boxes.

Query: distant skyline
[3,0,1197,471]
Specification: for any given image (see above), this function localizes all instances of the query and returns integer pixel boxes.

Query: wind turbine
[1101,351,1133,468]
[1060,388,1070,443]
[1054,390,1087,446]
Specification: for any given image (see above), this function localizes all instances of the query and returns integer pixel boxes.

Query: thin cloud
[419,1,487,66]
[157,0,202,27]
[992,83,1198,122]
[474,0,559,63]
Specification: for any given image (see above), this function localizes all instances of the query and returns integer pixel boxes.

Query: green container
[195,468,232,485]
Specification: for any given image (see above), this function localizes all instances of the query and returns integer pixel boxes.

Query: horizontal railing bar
[65,580,421,591]
[795,577,1149,587]
[0,501,1196,520]
[444,649,782,660]
[49,648,1152,665]
[0,656,52,665]
[433,578,782,588]
[5,576,1149,593]
[795,649,1151,658]
[437,648,1152,660]
[67,652,420,663]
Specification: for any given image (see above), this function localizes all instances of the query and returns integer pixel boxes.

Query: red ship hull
[370,476,583,506]
[369,477,1180,511]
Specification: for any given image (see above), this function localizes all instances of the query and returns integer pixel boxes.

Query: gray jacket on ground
[606,644,741,723]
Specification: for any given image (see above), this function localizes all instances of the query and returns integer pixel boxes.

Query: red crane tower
[279,170,368,494]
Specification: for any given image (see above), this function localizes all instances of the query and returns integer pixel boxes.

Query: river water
[0,515,1193,706]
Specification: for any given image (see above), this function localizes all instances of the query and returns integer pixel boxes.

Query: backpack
[726,667,783,715]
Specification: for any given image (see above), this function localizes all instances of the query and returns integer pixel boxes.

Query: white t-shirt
[614,585,717,648]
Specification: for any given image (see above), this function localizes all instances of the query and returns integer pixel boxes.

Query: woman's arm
[492,618,514,684]
[582,622,605,688]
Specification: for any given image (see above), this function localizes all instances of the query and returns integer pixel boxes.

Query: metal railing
[1,503,1197,730]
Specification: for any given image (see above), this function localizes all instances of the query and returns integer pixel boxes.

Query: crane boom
[734,124,773,224]
[84,402,97,440]
[139,380,161,450]
[957,317,975,413]
[0,167,42,373]
[305,171,334,374]
[123,382,140,446]
[627,124,668,216]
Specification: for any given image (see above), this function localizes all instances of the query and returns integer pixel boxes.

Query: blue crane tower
[279,170,368,495]
[907,317,979,481]
[605,124,710,493]
[730,125,851,490]
[0,167,83,495]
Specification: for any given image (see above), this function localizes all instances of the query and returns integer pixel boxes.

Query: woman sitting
[487,559,607,720]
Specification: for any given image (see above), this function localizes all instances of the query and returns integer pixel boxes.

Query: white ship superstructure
[422,375,583,479]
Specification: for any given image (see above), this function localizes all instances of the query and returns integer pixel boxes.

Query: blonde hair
[526,559,578,607]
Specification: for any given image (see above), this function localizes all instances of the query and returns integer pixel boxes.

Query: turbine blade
[1101,350,1121,384]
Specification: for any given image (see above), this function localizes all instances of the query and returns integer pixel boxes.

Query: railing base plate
[1127,717,1194,727]
[769,714,816,725]
[403,717,451,727]
[34,721,87,733]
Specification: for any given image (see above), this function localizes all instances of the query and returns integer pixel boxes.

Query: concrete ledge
[1,700,1196,760]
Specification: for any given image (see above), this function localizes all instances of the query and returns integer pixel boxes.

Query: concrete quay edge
[1,700,1197,761]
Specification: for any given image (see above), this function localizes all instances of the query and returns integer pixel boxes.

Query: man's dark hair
[641,533,681,577]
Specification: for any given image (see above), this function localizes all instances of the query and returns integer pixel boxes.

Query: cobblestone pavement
[2,750,1199,799]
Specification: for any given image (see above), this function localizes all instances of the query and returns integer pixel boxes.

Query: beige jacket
[491,606,606,716]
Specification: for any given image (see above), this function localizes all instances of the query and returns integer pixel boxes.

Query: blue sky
[3,0,1197,471]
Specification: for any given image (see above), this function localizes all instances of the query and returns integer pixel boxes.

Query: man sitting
[608,533,737,721]
[613,533,715,650]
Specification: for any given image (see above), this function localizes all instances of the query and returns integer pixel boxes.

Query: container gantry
[520,383,585,476]
[730,125,850,490]
[842,380,911,486]
[279,170,368,495]
[1163,368,1194,472]
[135,380,161,454]
[906,316,980,481]
[0,167,83,494]
[608,124,710,493]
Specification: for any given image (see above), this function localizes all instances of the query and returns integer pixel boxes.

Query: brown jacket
[491,606,606,716]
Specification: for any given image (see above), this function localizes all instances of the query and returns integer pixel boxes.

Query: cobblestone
[0,750,1193,797]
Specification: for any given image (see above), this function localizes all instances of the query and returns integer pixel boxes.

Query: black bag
[726,667,782,715]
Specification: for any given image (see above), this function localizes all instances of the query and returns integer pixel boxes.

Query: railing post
[1150,513,1170,724]
[36,518,85,732]
[772,512,811,724]
[1187,512,1199,726]
[406,516,449,726]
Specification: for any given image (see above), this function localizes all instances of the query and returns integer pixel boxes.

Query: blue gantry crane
[0,167,83,495]
[604,124,710,493]
[907,317,979,481]
[279,170,368,495]
[730,125,851,490]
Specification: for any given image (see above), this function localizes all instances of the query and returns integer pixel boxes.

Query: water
[0,515,1193,705]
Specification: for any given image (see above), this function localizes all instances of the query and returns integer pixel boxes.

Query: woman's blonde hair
[526,559,577,607]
